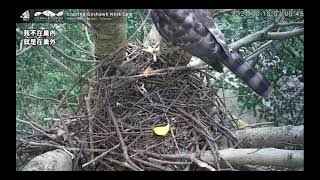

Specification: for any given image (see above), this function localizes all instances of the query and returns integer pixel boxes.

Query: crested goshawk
[151,9,271,97]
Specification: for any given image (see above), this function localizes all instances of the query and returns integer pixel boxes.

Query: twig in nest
[106,97,143,171]
[169,120,181,155]
[199,107,238,144]
[148,157,192,165]
[53,105,73,146]
[84,87,95,160]
[130,140,167,158]
[104,157,139,171]
[176,107,215,141]
[206,139,220,170]
[82,144,120,168]
[57,80,82,109]
[98,160,115,171]
[132,157,171,171]
[165,85,189,112]
[73,143,84,170]
[144,151,189,160]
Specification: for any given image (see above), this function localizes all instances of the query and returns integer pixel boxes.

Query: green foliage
[127,9,153,41]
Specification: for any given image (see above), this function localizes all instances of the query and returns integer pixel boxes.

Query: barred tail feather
[221,51,272,97]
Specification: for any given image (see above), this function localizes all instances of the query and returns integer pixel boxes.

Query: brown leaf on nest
[143,67,154,76]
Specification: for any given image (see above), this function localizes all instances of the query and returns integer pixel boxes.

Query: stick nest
[17,43,240,171]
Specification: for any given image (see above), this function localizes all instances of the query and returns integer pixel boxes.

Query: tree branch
[35,46,79,79]
[16,45,32,56]
[230,28,303,50]
[16,91,60,103]
[16,118,54,140]
[266,28,304,40]
[229,11,303,50]
[277,21,304,27]
[50,45,99,64]
[246,40,274,61]
[201,148,304,169]
[82,144,120,168]
[84,24,94,48]
[54,26,96,58]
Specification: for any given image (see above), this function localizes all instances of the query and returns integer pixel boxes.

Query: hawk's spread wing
[151,9,271,97]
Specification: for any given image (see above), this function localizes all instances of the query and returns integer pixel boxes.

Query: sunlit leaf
[153,123,170,136]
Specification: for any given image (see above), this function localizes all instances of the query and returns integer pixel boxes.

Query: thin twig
[82,144,120,168]
[85,87,95,160]
[16,92,60,103]
[104,157,140,171]
[53,105,73,146]
[16,118,54,139]
[16,45,32,56]
[148,157,192,165]
[132,157,171,171]
[239,122,275,129]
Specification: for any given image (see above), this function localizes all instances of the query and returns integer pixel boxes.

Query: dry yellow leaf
[153,123,170,136]
[235,118,248,128]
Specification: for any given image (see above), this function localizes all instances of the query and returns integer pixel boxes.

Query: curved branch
[266,28,304,40]
[230,28,304,50]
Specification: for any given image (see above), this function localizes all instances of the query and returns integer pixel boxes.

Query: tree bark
[89,9,128,75]
[88,9,128,112]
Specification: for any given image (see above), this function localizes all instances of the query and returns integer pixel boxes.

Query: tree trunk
[88,9,128,111]
[22,149,72,171]
[233,125,304,149]
[89,9,128,75]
